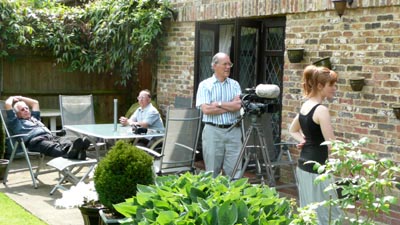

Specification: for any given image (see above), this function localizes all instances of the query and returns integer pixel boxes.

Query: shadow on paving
[0,156,88,225]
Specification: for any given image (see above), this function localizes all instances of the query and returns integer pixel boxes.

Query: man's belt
[204,122,239,129]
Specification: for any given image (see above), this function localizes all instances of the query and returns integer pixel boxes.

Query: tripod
[231,113,277,186]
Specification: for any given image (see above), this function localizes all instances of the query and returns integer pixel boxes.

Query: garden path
[0,156,88,225]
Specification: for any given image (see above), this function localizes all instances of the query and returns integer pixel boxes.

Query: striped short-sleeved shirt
[196,75,241,125]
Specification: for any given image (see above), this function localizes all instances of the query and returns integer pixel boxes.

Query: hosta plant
[114,172,296,225]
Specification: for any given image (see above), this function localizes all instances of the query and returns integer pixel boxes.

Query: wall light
[332,0,354,17]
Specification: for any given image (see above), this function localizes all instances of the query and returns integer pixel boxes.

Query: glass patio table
[64,124,164,160]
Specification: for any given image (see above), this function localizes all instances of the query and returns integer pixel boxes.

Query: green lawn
[0,192,48,225]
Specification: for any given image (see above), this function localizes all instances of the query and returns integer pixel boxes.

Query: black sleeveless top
[298,104,328,173]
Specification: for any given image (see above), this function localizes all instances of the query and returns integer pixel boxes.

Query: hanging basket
[392,104,400,120]
[312,57,332,69]
[349,77,365,92]
[287,48,304,63]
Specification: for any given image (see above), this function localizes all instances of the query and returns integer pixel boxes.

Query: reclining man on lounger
[5,96,90,160]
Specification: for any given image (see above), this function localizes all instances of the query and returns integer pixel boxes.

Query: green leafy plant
[0,0,173,85]
[289,203,318,225]
[114,172,296,225]
[94,140,155,213]
[313,137,400,225]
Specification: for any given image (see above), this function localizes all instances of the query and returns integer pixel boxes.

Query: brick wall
[282,7,400,224]
[157,1,400,223]
[283,6,400,157]
[170,0,400,21]
[156,21,196,113]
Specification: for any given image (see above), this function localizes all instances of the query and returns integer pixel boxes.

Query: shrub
[114,172,295,225]
[314,137,400,224]
[94,140,155,212]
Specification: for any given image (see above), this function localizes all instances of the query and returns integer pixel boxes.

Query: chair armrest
[136,146,162,158]
[8,133,29,139]
[175,143,197,153]
[148,138,163,151]
[7,133,29,142]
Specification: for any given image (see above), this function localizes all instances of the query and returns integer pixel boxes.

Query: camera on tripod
[240,84,281,116]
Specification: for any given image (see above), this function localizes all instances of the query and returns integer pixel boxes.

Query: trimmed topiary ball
[94,140,154,211]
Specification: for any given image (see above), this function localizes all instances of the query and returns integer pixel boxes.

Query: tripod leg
[254,126,276,186]
[238,147,253,179]
[231,126,254,179]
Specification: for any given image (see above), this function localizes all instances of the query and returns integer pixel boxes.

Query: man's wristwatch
[218,101,222,108]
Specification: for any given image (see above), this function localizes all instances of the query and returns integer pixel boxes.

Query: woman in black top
[289,65,343,224]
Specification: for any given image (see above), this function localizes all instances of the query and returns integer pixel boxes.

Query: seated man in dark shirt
[5,96,89,159]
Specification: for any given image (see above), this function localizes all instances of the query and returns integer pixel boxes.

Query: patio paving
[1,155,299,225]
[0,156,88,225]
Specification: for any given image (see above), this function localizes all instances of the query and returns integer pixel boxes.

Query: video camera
[132,124,148,135]
[240,84,281,115]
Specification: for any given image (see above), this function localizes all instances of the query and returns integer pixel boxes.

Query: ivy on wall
[0,0,173,85]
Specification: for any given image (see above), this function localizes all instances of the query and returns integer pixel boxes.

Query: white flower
[55,181,98,209]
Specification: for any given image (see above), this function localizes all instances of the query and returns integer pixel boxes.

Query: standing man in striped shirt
[196,52,242,178]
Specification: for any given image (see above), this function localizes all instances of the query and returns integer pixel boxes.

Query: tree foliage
[0,0,173,85]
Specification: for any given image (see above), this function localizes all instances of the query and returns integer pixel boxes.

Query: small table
[41,109,61,131]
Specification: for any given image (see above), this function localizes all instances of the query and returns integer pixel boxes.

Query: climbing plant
[0,0,173,85]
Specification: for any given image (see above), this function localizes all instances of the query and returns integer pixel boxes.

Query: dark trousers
[28,134,73,157]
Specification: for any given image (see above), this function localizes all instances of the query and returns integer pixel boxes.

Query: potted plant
[94,140,155,224]
[313,137,400,224]
[0,118,8,181]
[392,104,400,120]
[0,119,5,159]
[349,76,365,91]
[287,48,305,63]
[113,172,298,224]
[0,159,8,181]
[55,179,104,225]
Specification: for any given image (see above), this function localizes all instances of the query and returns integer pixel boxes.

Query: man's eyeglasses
[137,96,148,100]
[20,107,29,112]
[218,62,233,68]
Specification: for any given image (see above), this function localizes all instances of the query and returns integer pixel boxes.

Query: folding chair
[59,95,106,159]
[137,107,201,175]
[174,96,193,108]
[46,157,97,195]
[0,101,47,188]
[59,95,96,132]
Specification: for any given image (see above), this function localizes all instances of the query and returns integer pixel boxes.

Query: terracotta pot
[312,57,332,69]
[287,48,304,63]
[392,104,400,120]
[0,159,9,180]
[349,77,365,91]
